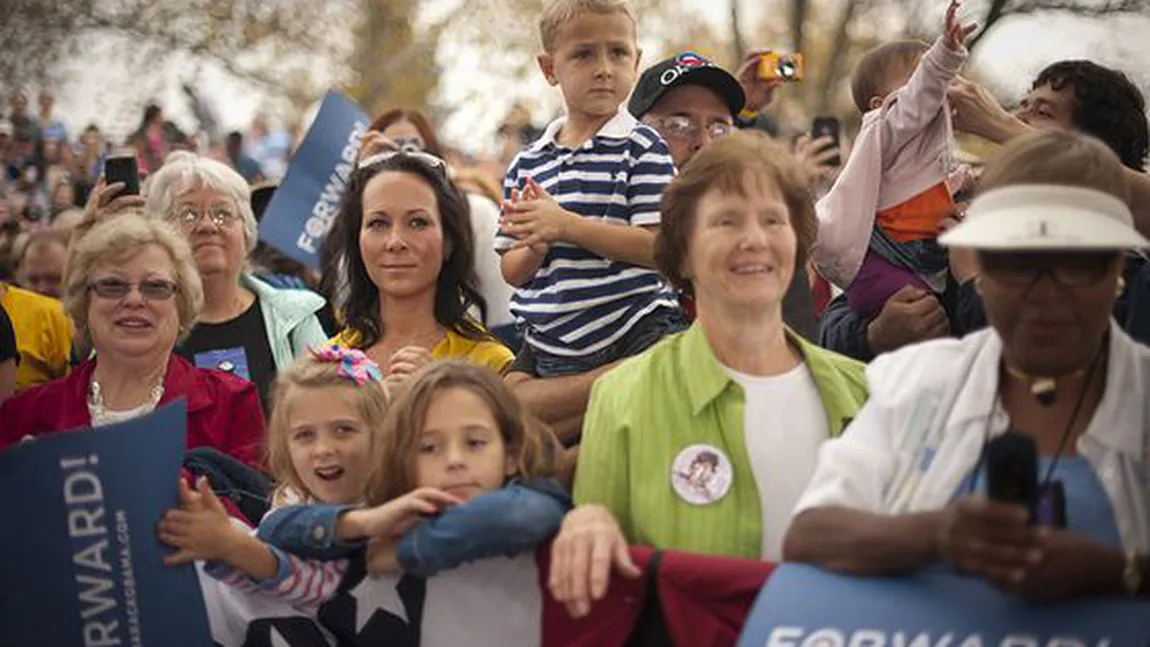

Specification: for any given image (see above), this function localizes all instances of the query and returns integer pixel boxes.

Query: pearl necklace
[87,379,165,426]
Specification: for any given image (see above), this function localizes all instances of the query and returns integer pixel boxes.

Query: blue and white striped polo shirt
[496,108,678,358]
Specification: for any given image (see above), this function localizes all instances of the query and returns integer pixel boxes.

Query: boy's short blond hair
[539,0,637,53]
[851,40,929,114]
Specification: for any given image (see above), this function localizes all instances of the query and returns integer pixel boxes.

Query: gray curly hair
[142,151,258,252]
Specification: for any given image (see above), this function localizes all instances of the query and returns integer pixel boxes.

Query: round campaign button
[217,360,236,373]
[670,444,733,506]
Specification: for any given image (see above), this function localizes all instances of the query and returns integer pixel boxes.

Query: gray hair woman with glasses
[0,211,264,468]
[784,130,1150,602]
[143,152,327,412]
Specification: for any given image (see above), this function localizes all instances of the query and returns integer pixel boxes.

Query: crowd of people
[2,0,1149,643]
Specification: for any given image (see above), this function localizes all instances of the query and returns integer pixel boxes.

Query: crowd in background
[1,0,1148,643]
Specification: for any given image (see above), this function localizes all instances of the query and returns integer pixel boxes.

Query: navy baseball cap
[628,52,746,119]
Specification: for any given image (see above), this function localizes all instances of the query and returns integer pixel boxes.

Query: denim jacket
[257,479,572,576]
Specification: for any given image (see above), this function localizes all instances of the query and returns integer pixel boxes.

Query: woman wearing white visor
[783,130,1150,601]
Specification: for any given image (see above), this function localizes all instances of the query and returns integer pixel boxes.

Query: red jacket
[541,546,776,647]
[0,354,265,470]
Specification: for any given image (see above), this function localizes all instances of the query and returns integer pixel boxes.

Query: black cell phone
[985,431,1039,523]
[811,116,842,167]
[104,155,140,196]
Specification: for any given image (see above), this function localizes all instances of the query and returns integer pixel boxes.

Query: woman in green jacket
[550,132,869,617]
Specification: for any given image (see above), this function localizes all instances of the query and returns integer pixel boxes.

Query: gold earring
[973,275,983,295]
[1117,276,1127,297]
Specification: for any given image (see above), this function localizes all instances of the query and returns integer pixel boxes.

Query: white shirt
[792,322,1150,554]
[466,193,514,328]
[723,362,830,561]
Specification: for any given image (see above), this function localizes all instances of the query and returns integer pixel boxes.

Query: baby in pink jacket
[812,1,977,319]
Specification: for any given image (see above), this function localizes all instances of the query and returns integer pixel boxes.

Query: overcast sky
[45,3,1150,156]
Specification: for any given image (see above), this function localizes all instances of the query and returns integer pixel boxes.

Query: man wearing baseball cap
[627,50,779,169]
[505,50,814,444]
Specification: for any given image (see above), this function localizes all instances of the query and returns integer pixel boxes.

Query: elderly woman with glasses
[783,130,1150,601]
[327,149,513,380]
[144,152,328,413]
[0,212,263,467]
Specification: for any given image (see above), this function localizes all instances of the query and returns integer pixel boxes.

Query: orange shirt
[876,182,954,243]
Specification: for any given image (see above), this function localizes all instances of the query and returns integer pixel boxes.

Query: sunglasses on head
[88,277,179,301]
[357,150,447,175]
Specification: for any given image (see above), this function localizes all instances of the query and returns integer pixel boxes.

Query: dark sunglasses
[88,277,179,301]
[978,251,1119,288]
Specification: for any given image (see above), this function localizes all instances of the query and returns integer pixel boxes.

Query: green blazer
[573,323,868,559]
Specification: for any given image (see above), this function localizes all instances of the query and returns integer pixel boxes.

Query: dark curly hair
[1033,60,1149,171]
[336,153,489,349]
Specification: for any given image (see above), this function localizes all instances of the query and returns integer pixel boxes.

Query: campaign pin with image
[670,444,733,506]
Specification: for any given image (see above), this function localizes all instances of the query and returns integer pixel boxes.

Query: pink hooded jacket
[812,37,967,289]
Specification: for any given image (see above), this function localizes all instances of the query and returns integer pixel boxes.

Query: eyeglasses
[978,251,1118,288]
[358,150,448,174]
[649,115,734,141]
[88,277,179,301]
[172,205,241,228]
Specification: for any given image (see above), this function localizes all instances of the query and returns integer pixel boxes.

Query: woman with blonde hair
[0,211,263,467]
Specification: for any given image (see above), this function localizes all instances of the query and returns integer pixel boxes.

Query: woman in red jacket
[0,210,264,468]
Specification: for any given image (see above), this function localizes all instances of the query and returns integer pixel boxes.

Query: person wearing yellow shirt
[325,150,513,381]
[1,282,73,391]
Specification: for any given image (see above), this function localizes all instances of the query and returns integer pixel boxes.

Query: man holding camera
[505,49,823,442]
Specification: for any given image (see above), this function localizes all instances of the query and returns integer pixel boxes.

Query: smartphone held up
[103,155,140,196]
[811,116,843,167]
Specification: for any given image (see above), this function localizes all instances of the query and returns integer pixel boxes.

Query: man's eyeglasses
[649,116,734,141]
[172,205,241,229]
[978,251,1118,288]
[88,277,179,301]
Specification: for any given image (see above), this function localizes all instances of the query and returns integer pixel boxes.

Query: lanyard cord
[968,340,1106,497]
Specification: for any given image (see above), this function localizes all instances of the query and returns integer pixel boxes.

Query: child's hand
[358,487,464,539]
[501,177,573,250]
[944,0,978,52]
[158,478,244,565]
[366,537,402,576]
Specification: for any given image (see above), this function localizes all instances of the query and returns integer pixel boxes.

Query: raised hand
[944,0,979,52]
[158,478,243,565]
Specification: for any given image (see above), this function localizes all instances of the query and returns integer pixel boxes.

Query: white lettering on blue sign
[297,120,369,255]
[765,629,1108,647]
[62,454,122,646]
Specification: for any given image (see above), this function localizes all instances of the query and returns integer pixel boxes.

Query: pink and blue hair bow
[309,345,385,385]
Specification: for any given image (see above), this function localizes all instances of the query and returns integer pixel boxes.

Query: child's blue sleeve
[257,503,364,560]
[396,478,572,577]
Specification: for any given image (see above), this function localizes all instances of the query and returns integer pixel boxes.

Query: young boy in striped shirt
[497,0,682,378]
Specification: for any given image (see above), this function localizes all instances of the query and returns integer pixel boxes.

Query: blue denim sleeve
[396,479,572,577]
[257,503,363,560]
[818,293,875,362]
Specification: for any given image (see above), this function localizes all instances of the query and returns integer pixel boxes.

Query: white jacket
[793,322,1150,553]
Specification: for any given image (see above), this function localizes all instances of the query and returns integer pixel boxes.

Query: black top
[0,303,17,364]
[176,298,276,413]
